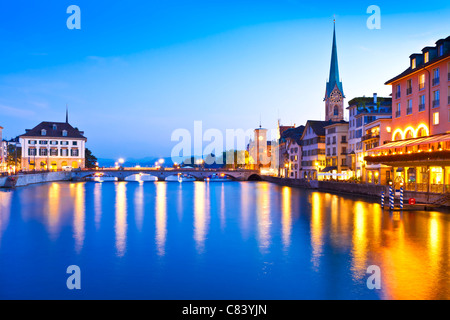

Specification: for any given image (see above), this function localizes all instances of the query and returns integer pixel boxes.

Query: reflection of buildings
[19,118,87,171]
[366,35,450,192]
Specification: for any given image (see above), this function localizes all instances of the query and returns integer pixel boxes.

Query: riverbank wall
[0,172,72,188]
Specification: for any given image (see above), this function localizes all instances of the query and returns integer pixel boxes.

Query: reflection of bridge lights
[158,158,165,164]
[118,158,124,164]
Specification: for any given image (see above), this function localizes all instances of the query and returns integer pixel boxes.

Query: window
[433,112,440,125]
[28,148,37,156]
[419,74,425,90]
[50,140,58,145]
[341,135,347,143]
[424,52,429,63]
[396,84,401,99]
[73,141,78,146]
[60,141,69,145]
[396,103,401,118]
[438,45,444,56]
[61,149,68,157]
[433,90,440,108]
[333,106,339,116]
[62,130,68,137]
[39,148,48,156]
[52,124,57,130]
[71,149,79,157]
[28,140,36,145]
[41,129,46,136]
[419,95,426,111]
[412,58,416,69]
[433,68,440,86]
[406,99,412,115]
[406,79,412,95]
[50,149,58,156]
[39,140,48,145]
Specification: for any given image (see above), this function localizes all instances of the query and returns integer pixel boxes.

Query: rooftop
[20,121,87,140]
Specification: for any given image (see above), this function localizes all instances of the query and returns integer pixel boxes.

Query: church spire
[65,104,69,123]
[325,21,344,99]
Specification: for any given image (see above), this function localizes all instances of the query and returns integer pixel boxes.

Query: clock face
[330,90,342,103]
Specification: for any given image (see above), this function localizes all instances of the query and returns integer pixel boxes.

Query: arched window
[334,105,339,116]
[405,129,414,139]
[393,132,402,141]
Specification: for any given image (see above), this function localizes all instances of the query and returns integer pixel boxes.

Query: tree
[7,144,21,169]
[85,148,98,168]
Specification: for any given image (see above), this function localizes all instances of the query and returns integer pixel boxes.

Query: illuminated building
[279,125,304,179]
[277,121,295,177]
[323,121,349,180]
[0,125,4,172]
[247,125,272,170]
[324,22,344,122]
[366,35,450,193]
[19,119,87,171]
[347,94,392,181]
[300,121,327,180]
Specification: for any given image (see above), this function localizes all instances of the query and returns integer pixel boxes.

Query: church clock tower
[324,22,344,122]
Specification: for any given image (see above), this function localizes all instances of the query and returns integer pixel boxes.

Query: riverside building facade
[19,121,87,171]
[366,35,450,193]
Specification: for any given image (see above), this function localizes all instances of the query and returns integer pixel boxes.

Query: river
[0,181,449,299]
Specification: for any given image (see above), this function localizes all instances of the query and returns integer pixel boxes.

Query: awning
[321,166,337,172]
[369,133,450,153]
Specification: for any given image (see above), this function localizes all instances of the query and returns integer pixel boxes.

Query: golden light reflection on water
[155,182,167,256]
[256,183,271,253]
[115,182,127,257]
[73,183,85,253]
[0,191,12,247]
[240,183,251,239]
[134,183,144,231]
[310,192,323,269]
[308,191,450,299]
[281,187,291,251]
[94,183,102,229]
[47,183,61,239]
[194,182,210,254]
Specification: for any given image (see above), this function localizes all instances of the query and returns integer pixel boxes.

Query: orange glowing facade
[366,36,450,193]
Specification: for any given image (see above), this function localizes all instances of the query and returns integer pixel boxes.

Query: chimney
[373,93,378,103]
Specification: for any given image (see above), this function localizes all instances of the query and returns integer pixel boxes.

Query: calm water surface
[0,181,449,299]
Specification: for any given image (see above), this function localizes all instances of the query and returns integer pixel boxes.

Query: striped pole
[400,187,404,209]
[381,191,385,208]
[389,185,394,210]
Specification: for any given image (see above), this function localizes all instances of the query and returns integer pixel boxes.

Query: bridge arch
[247,174,262,181]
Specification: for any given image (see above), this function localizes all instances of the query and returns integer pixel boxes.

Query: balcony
[406,87,412,95]
[362,134,380,142]
[395,92,401,99]
[406,107,412,115]
[419,103,426,112]
[433,100,440,108]
[432,77,440,86]
[395,110,401,118]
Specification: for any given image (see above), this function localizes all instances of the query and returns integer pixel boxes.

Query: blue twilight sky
[0,0,449,159]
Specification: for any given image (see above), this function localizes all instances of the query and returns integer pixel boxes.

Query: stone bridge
[71,168,262,181]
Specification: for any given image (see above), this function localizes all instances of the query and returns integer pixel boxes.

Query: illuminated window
[419,74,425,90]
[386,127,391,133]
[433,112,440,125]
[412,58,416,69]
[424,52,429,63]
